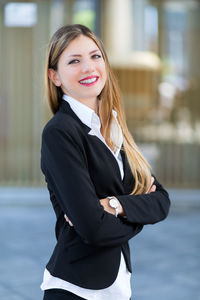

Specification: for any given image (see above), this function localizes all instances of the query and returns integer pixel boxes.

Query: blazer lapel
[59,100,91,134]
[59,99,132,186]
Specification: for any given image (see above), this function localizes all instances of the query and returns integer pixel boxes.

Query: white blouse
[40,94,132,300]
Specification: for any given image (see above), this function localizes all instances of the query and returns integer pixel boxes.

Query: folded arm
[115,176,170,225]
[41,126,143,247]
[99,176,156,217]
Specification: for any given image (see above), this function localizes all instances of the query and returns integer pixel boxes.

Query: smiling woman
[48,35,106,112]
[41,24,170,300]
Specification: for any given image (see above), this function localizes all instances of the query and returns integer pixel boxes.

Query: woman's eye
[68,59,79,64]
[92,54,101,59]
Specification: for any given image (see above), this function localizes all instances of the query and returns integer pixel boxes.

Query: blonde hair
[45,24,151,194]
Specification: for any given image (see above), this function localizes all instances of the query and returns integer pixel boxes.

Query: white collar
[62,94,98,130]
[63,94,123,156]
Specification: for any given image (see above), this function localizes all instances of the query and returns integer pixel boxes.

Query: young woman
[40,24,170,300]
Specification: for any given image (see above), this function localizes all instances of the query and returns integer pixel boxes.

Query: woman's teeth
[79,77,97,84]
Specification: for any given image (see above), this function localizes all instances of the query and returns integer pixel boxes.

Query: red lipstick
[79,76,99,86]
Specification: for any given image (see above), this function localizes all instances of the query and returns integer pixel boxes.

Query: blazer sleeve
[41,125,143,247]
[116,177,170,225]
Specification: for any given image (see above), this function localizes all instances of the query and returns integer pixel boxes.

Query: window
[145,5,158,52]
[4,2,37,27]
[73,0,96,31]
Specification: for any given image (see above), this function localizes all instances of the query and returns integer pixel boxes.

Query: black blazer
[41,100,170,289]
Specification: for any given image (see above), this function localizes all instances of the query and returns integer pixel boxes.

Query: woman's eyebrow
[68,49,100,58]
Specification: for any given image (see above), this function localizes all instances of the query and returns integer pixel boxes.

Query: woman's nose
[81,59,95,73]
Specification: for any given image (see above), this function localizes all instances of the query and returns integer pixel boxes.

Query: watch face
[109,198,119,209]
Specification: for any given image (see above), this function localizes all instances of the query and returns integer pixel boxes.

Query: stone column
[102,0,133,60]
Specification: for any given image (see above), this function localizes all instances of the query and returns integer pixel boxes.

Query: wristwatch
[108,196,120,217]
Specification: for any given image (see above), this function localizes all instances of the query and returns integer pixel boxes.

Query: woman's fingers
[64,214,73,226]
[100,198,116,215]
[149,184,156,193]
[64,214,69,221]
[146,177,156,194]
[150,176,154,187]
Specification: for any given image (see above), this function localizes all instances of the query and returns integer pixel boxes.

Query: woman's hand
[64,214,73,227]
[146,176,156,194]
[99,198,115,215]
[100,197,125,216]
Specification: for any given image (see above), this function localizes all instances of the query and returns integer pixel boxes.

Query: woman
[40,24,170,300]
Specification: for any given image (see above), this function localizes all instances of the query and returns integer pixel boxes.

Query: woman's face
[49,35,107,106]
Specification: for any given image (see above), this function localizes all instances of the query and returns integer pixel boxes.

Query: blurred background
[0,0,199,300]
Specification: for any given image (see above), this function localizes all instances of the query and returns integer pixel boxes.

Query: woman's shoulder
[42,110,83,141]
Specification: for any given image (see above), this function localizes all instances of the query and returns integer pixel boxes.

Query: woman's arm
[41,125,143,247]
[114,176,170,225]
[99,177,157,217]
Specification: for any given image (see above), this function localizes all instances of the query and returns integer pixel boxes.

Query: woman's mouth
[79,76,99,86]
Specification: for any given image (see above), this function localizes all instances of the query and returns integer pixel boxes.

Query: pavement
[0,188,199,300]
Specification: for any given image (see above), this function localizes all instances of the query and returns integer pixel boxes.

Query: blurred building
[0,0,200,188]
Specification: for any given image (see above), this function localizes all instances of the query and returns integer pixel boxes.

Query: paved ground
[0,188,199,300]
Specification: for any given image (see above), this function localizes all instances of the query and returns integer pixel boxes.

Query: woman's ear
[48,69,61,86]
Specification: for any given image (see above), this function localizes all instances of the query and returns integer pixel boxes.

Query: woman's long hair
[45,24,151,194]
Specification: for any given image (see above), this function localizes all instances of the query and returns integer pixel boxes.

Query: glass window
[145,5,158,52]
[4,2,37,27]
[73,0,96,31]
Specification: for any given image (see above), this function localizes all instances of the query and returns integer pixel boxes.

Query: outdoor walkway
[0,188,199,300]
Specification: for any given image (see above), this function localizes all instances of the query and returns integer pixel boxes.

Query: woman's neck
[78,97,99,115]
